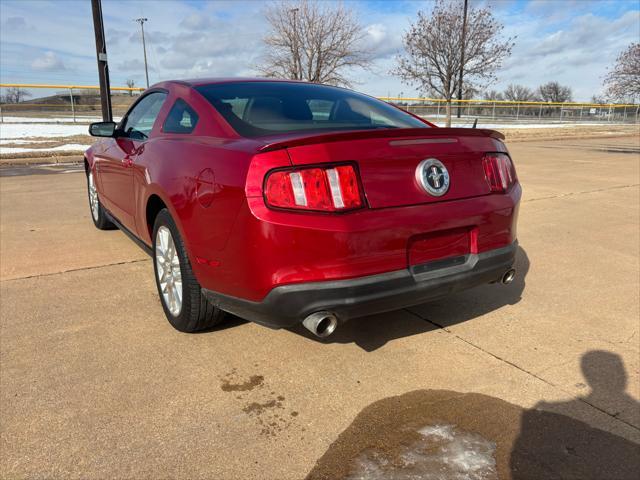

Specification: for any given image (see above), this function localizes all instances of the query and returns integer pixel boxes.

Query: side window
[121,92,167,140]
[163,99,199,134]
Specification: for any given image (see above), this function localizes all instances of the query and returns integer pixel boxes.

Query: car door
[97,91,167,231]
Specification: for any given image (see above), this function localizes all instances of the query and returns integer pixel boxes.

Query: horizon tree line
[258,0,639,126]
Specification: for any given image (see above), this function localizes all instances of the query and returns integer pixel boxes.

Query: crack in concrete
[2,258,150,282]
[404,308,640,433]
[404,308,555,387]
[524,184,639,203]
[577,397,640,432]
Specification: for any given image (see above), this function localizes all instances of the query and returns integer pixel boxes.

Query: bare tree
[483,89,504,101]
[2,87,32,104]
[604,43,640,101]
[126,79,136,96]
[259,0,371,87]
[462,85,479,100]
[537,81,572,103]
[503,84,534,102]
[393,0,514,126]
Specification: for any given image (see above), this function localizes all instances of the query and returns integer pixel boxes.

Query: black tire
[152,208,226,332]
[86,169,115,230]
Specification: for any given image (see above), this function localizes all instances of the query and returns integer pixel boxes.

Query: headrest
[282,98,313,121]
[245,97,284,123]
[333,100,369,123]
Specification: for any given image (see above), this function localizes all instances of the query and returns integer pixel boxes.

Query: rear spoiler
[258,127,505,153]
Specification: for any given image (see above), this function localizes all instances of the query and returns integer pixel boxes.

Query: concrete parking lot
[1,136,639,479]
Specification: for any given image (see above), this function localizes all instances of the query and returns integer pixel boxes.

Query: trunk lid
[260,128,508,209]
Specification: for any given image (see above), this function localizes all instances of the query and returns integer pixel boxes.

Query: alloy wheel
[88,171,99,221]
[155,226,183,316]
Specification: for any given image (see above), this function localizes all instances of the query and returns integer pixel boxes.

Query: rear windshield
[195,81,428,137]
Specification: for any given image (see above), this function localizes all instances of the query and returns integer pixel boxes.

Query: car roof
[165,77,310,88]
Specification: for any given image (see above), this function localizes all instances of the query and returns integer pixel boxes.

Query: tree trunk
[445,101,452,127]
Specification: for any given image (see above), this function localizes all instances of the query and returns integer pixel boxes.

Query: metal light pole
[456,0,469,119]
[91,0,112,121]
[135,17,150,88]
[290,8,300,80]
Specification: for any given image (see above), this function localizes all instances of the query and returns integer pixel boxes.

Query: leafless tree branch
[258,0,372,87]
[604,43,640,102]
[537,81,572,103]
[503,84,534,102]
[126,79,136,97]
[392,0,514,126]
[1,87,32,104]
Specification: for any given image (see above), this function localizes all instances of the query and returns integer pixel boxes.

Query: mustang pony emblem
[416,158,450,196]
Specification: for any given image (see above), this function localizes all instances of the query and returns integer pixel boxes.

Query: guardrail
[1,83,638,124]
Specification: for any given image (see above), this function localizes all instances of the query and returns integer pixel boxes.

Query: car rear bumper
[202,241,518,329]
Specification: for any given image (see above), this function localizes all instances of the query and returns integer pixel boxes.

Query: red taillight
[264,171,295,207]
[483,153,517,193]
[264,165,364,212]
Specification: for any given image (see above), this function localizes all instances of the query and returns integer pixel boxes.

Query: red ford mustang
[86,78,520,337]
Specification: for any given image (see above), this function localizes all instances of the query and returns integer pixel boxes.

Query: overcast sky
[1,0,638,101]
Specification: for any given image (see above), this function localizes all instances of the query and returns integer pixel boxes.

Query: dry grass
[500,124,640,142]
[0,151,87,161]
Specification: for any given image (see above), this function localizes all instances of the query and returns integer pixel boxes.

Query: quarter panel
[132,137,251,260]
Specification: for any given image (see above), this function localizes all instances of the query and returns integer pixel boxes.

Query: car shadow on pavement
[304,349,640,480]
[289,246,529,352]
[410,245,530,330]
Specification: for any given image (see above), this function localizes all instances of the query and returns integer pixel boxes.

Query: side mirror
[89,121,116,137]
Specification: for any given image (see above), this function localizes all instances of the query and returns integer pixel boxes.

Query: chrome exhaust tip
[501,268,516,284]
[302,311,338,338]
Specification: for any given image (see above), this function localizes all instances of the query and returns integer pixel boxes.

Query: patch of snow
[346,424,497,480]
[0,123,89,139]
[0,144,89,154]
[418,424,456,440]
[0,115,121,123]
[0,116,123,141]
[0,139,54,145]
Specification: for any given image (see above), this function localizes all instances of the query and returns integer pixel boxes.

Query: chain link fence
[380,97,640,125]
[0,84,144,123]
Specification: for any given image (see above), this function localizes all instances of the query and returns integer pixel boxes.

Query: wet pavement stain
[243,398,290,438]
[243,399,280,415]
[305,389,640,480]
[220,370,297,438]
[220,374,264,392]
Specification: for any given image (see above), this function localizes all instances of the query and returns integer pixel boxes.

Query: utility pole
[456,0,469,119]
[135,17,150,88]
[290,8,300,80]
[91,0,112,122]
